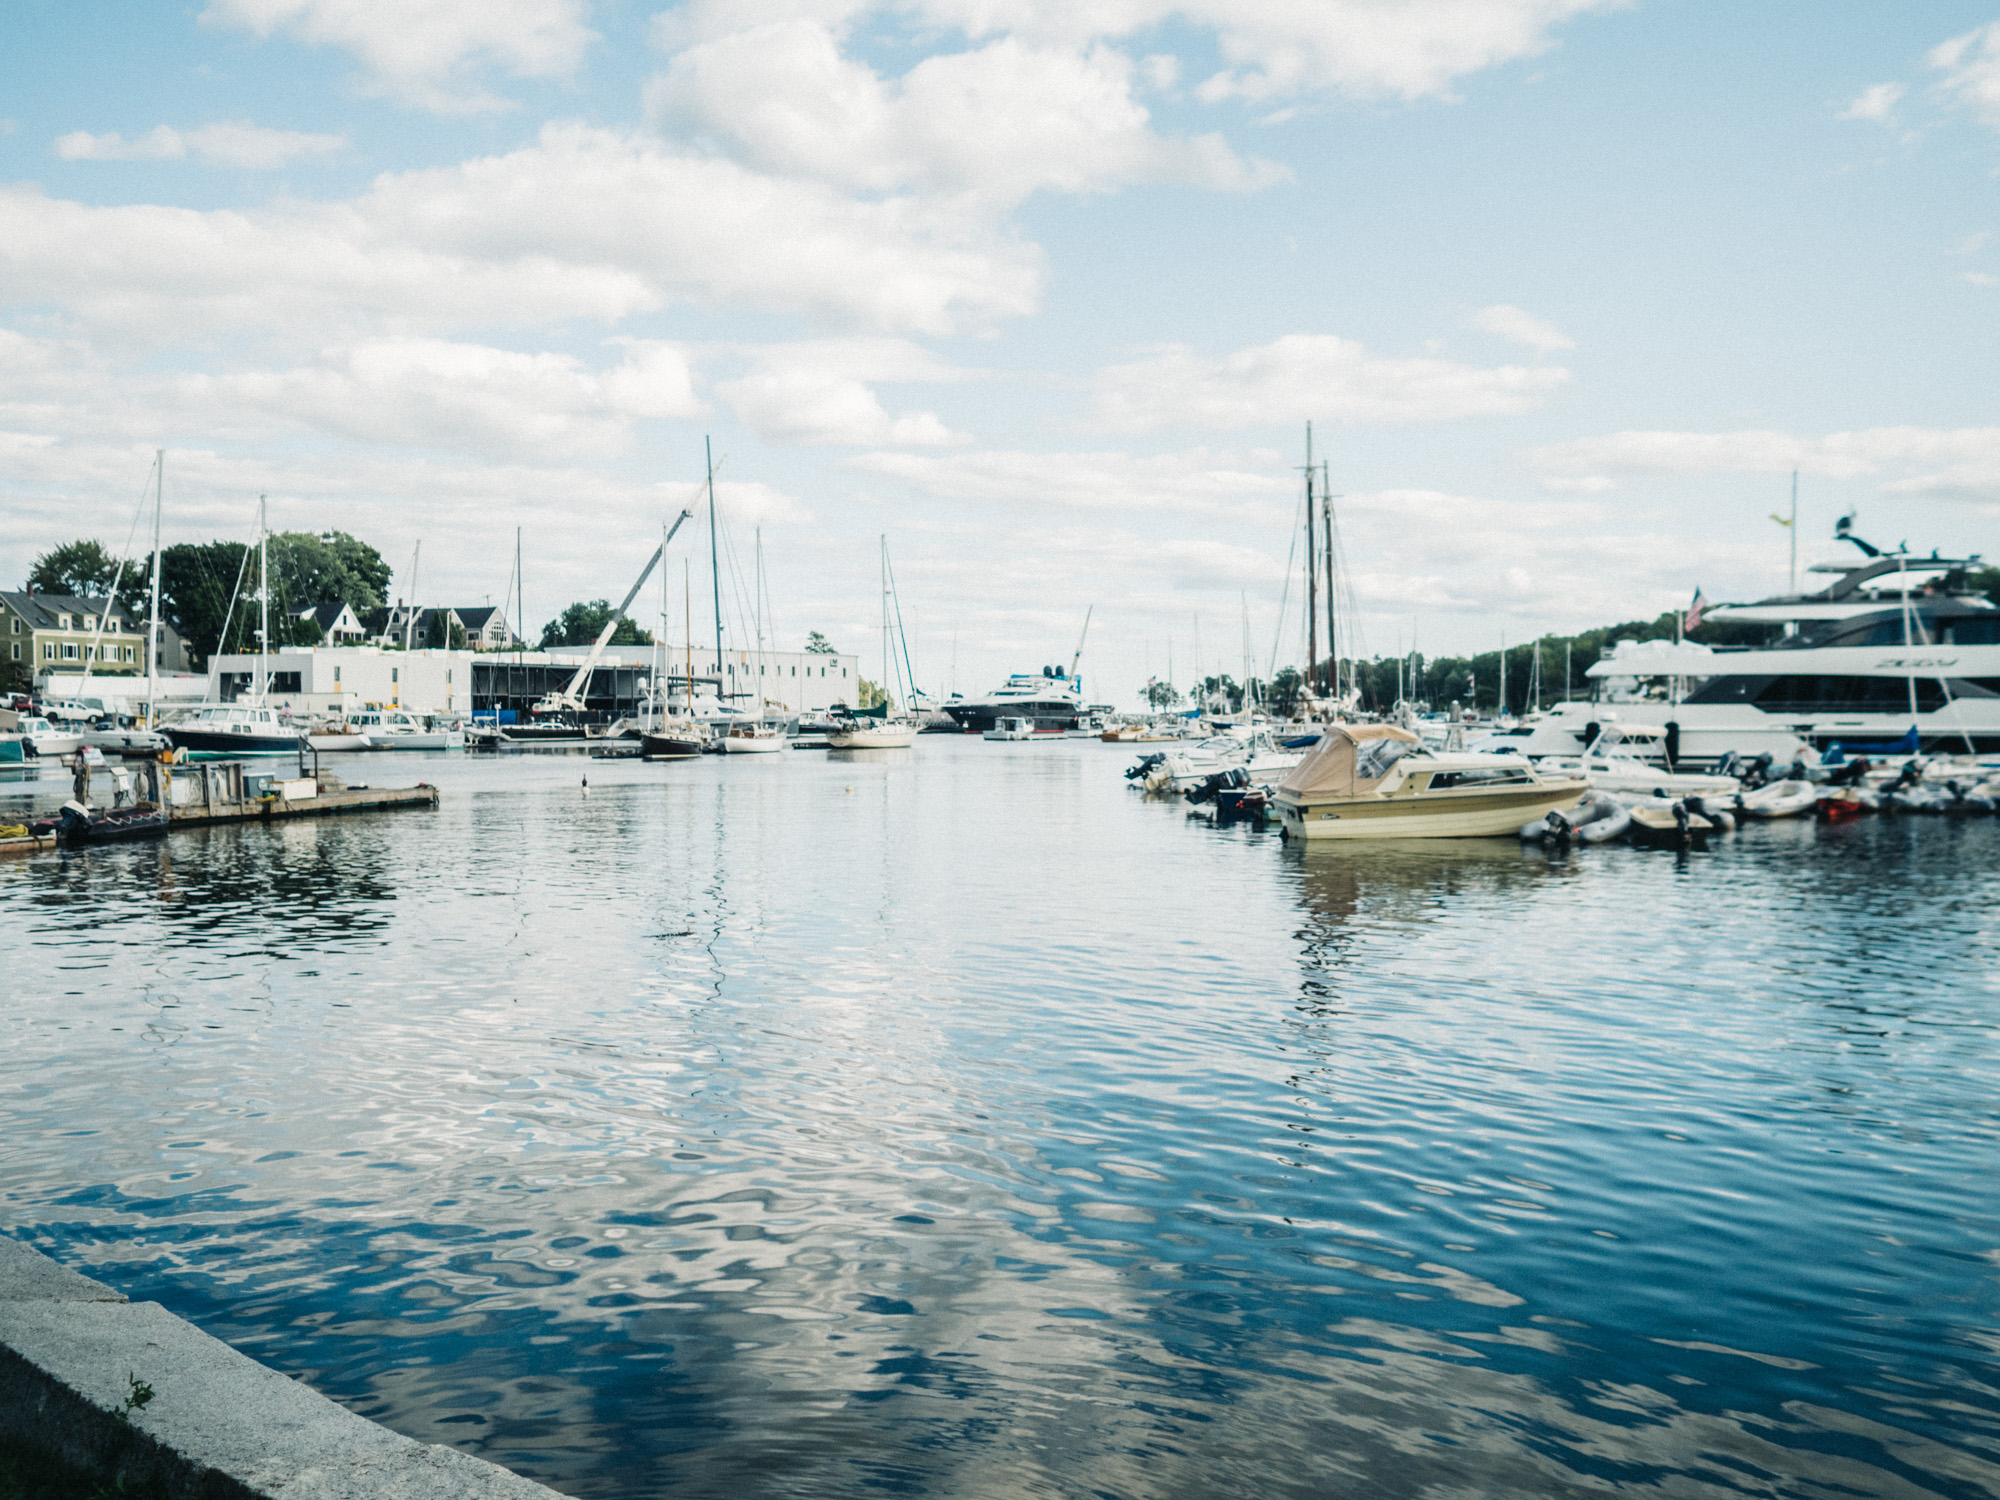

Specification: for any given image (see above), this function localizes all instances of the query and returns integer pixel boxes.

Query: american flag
[1682,588,1709,633]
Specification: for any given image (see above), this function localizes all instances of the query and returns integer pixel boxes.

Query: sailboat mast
[1322,457,1335,709]
[753,526,765,721]
[515,526,523,657]
[1303,424,1317,706]
[684,560,693,716]
[257,497,268,703]
[881,534,891,709]
[706,436,723,700]
[147,450,163,727]
[401,541,421,652]
[657,516,669,730]
[1789,469,1799,596]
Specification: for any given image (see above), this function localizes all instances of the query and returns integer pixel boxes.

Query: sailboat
[829,537,921,750]
[720,523,784,754]
[643,558,710,759]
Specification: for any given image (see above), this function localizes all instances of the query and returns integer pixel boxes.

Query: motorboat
[163,704,304,758]
[1521,789,1632,846]
[642,720,709,759]
[1276,724,1587,840]
[827,718,919,749]
[498,714,593,745]
[348,708,464,750]
[1536,724,1739,799]
[1142,732,1305,794]
[11,715,83,757]
[1629,802,1719,850]
[47,799,169,846]
[1737,778,1817,819]
[720,723,785,754]
[983,715,1038,741]
[305,720,371,753]
[81,722,170,758]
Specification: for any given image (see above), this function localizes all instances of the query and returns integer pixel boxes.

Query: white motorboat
[983,715,1039,741]
[827,719,919,749]
[720,723,785,753]
[348,708,464,751]
[1143,732,1305,794]
[305,720,371,752]
[162,704,305,758]
[14,715,84,757]
[1537,725,1739,799]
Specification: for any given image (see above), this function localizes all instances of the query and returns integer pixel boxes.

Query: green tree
[857,676,888,709]
[27,539,128,600]
[1266,667,1304,717]
[805,631,836,654]
[1197,673,1243,712]
[1143,678,1182,711]
[157,542,250,669]
[425,611,467,650]
[539,600,652,648]
[266,531,393,616]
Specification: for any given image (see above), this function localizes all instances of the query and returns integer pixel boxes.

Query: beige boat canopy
[1279,724,1421,798]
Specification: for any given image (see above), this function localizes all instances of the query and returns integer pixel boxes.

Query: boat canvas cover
[1278,724,1420,798]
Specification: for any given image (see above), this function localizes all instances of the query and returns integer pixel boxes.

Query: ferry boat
[1522,529,2000,764]
[944,668,1083,734]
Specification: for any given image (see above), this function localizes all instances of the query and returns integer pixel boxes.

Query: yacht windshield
[1355,738,1413,781]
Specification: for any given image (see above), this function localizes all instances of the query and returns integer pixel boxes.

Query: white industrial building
[207,646,476,715]
[542,643,862,714]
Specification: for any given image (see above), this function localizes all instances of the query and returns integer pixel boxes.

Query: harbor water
[2,739,1997,1497]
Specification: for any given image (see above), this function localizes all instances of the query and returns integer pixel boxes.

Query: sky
[2,0,1998,705]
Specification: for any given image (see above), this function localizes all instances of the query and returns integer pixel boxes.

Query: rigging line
[1268,486,1305,684]
[75,455,156,693]
[884,545,921,700]
[212,532,254,666]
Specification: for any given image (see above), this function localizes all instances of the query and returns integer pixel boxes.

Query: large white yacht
[942,668,1084,734]
[1523,526,2000,764]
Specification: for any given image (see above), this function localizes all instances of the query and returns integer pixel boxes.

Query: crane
[532,503,698,717]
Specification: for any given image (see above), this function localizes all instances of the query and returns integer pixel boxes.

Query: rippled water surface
[4,739,1999,1498]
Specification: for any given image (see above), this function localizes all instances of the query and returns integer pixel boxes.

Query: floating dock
[1,762,436,857]
[163,761,437,828]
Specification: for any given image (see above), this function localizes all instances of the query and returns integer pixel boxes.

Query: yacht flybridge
[1522,523,2000,764]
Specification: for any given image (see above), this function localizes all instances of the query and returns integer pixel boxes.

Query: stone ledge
[0,1235,565,1499]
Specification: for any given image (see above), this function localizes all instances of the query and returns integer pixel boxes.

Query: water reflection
[3,745,1999,1498]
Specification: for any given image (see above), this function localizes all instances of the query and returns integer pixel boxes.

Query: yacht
[165,704,305,757]
[983,716,1039,741]
[945,668,1084,734]
[1277,724,1588,840]
[1521,528,2000,765]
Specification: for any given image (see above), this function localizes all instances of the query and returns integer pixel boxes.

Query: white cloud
[1838,81,1903,123]
[849,445,1294,522]
[716,339,968,446]
[1967,271,2000,288]
[200,0,596,113]
[648,22,1283,207]
[2,124,1043,341]
[1089,333,1569,434]
[1471,303,1574,353]
[1931,21,2000,128]
[1527,425,2000,502]
[54,120,347,169]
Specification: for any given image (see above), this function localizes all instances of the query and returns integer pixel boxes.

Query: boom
[540,505,696,714]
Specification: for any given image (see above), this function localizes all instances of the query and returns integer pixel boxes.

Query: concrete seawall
[0,1235,565,1499]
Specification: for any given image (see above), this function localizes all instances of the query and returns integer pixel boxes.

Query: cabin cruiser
[10,715,84,757]
[1535,723,1740,799]
[1521,527,2000,765]
[945,668,1083,734]
[983,716,1039,741]
[348,708,464,751]
[1276,724,1587,840]
[163,704,305,757]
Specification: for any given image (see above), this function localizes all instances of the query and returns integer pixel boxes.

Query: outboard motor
[1714,751,1742,781]
[1541,810,1573,849]
[1125,753,1167,782]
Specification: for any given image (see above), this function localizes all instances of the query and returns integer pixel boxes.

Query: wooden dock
[1,761,437,857]
[168,781,438,828]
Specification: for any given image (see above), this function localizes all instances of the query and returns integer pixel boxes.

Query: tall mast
[657,516,670,730]
[881,534,891,711]
[684,560,693,716]
[257,496,268,703]
[1322,457,1335,709]
[753,525,765,721]
[1789,469,1799,596]
[1303,424,1317,706]
[706,436,723,698]
[147,450,163,726]
[516,525,523,657]
[401,541,421,652]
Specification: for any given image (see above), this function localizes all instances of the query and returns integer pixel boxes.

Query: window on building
[63,643,77,660]
[121,646,133,662]
[272,671,302,693]
[333,666,341,683]
[391,668,399,683]
[58,614,70,629]
[84,616,96,631]
[9,644,17,661]
[43,644,55,660]
[10,617,21,633]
